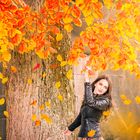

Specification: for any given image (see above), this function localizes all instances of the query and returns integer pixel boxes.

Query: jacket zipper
[86,119,90,131]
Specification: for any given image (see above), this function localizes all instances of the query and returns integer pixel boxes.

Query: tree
[0,0,140,139]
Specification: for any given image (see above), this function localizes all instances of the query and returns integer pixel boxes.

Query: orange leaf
[39,104,45,110]
[71,5,81,18]
[73,18,82,27]
[35,120,41,126]
[18,41,27,54]
[11,66,17,73]
[17,18,26,28]
[87,129,96,137]
[11,34,22,46]
[30,100,37,106]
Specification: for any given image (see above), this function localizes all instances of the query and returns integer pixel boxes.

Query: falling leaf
[41,114,52,123]
[30,100,37,106]
[57,94,63,101]
[35,120,41,126]
[135,96,140,104]
[123,99,131,105]
[45,100,51,108]
[11,66,17,73]
[56,33,63,41]
[136,127,140,134]
[3,111,9,118]
[33,63,41,71]
[57,54,63,62]
[27,79,32,84]
[66,69,73,79]
[0,98,5,105]
[32,114,37,121]
[42,72,46,78]
[2,77,8,84]
[0,73,3,79]
[55,81,61,88]
[39,104,45,110]
[120,94,127,100]
[103,110,110,117]
[87,129,96,137]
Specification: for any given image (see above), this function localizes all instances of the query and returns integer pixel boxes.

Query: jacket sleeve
[68,111,81,131]
[84,82,110,111]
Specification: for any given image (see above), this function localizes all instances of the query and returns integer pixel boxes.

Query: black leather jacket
[68,82,111,138]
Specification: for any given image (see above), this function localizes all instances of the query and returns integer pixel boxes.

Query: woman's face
[94,79,109,95]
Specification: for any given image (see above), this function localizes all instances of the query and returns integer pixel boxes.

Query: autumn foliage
[0,0,140,77]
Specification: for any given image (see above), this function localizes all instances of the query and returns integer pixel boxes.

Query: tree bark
[5,29,76,140]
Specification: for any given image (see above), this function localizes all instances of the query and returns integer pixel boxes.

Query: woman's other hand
[63,128,72,136]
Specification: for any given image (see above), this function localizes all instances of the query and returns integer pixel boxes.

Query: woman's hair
[81,75,113,110]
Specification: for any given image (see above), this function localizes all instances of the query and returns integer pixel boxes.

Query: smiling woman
[64,63,113,140]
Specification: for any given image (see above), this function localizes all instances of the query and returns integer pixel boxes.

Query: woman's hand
[63,128,72,136]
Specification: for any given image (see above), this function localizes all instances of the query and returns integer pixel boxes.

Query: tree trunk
[5,30,76,140]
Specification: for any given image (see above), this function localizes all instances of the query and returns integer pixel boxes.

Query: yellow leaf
[57,94,63,101]
[87,129,96,137]
[2,77,8,84]
[36,51,45,59]
[104,0,113,9]
[85,15,94,26]
[0,44,7,52]
[45,100,51,108]
[135,96,140,104]
[42,72,46,78]
[103,110,110,117]
[66,69,73,79]
[0,98,5,105]
[57,54,63,61]
[2,51,11,62]
[55,81,61,89]
[60,61,67,67]
[0,73,3,79]
[63,15,73,24]
[41,114,52,123]
[56,33,63,41]
[123,99,131,105]
[32,114,37,121]
[27,79,32,84]
[28,39,36,51]
[120,94,127,100]
[64,24,73,32]
[3,111,9,118]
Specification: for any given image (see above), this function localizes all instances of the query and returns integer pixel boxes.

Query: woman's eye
[99,83,102,86]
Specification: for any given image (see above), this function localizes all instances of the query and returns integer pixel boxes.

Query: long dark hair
[81,75,113,110]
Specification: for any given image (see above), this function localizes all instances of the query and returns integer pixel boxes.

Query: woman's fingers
[63,129,71,136]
